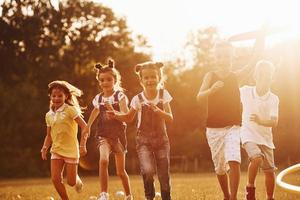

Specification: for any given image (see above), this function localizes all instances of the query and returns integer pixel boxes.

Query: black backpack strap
[113,91,120,103]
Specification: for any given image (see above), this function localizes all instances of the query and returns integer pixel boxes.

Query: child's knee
[99,158,109,166]
[51,175,63,185]
[215,169,227,175]
[116,170,128,179]
[214,164,227,175]
[264,170,275,176]
[250,156,264,165]
[67,178,76,186]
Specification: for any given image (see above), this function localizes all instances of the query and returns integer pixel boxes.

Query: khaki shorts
[97,137,125,154]
[243,142,277,172]
[51,153,79,164]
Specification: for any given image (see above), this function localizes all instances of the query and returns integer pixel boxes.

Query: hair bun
[155,62,164,68]
[95,63,103,70]
[108,59,114,68]
[135,64,142,73]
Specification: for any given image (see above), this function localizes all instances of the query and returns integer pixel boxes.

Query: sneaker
[98,192,109,200]
[246,186,256,200]
[125,194,133,200]
[75,176,83,193]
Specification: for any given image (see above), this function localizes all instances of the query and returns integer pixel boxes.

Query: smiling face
[50,88,67,110]
[140,68,160,91]
[98,72,115,93]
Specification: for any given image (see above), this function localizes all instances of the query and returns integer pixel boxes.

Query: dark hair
[135,61,164,79]
[135,61,165,88]
[94,58,123,91]
[48,80,83,114]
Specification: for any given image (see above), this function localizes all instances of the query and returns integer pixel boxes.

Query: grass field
[0,173,299,200]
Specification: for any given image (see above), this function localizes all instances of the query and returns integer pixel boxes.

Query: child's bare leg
[65,163,78,186]
[264,170,275,199]
[115,152,131,195]
[247,157,263,186]
[51,159,69,200]
[228,161,240,200]
[99,144,110,192]
[217,174,230,200]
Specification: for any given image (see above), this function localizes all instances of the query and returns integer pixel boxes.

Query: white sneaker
[125,194,133,200]
[75,175,83,193]
[98,192,109,200]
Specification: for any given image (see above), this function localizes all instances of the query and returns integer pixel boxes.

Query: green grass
[0,173,299,200]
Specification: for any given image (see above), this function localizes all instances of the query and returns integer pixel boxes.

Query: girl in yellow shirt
[41,80,88,200]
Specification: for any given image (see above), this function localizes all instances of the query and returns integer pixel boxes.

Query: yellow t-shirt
[45,104,80,158]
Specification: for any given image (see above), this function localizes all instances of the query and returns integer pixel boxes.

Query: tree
[0,0,150,177]
[163,27,219,161]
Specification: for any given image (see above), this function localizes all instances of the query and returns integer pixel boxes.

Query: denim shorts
[96,136,125,154]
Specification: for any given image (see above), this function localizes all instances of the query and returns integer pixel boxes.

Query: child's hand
[79,145,87,157]
[210,81,224,93]
[40,147,48,160]
[147,103,160,113]
[104,101,114,111]
[250,114,261,124]
[83,126,91,137]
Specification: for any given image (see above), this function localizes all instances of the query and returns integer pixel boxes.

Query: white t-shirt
[92,91,128,109]
[240,86,279,149]
[130,89,173,128]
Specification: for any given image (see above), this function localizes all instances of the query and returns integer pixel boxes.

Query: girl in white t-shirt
[84,59,133,200]
[108,61,173,200]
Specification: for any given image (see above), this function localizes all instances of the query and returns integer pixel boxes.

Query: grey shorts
[243,142,277,172]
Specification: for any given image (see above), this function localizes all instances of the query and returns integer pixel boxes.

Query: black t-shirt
[206,72,242,128]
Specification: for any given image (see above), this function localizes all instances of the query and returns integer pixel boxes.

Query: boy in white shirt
[240,60,279,200]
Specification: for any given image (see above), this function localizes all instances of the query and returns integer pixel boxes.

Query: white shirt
[92,91,128,109]
[130,89,173,128]
[240,86,279,149]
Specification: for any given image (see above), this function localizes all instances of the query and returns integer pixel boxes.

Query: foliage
[0,0,149,177]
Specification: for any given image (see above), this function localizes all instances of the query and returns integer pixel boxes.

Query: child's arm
[107,107,137,123]
[149,102,173,123]
[235,26,267,84]
[250,114,278,128]
[196,72,224,102]
[119,97,129,114]
[85,107,100,136]
[75,116,88,157]
[105,96,129,121]
[41,127,52,160]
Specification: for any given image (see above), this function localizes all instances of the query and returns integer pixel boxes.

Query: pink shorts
[51,153,79,164]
